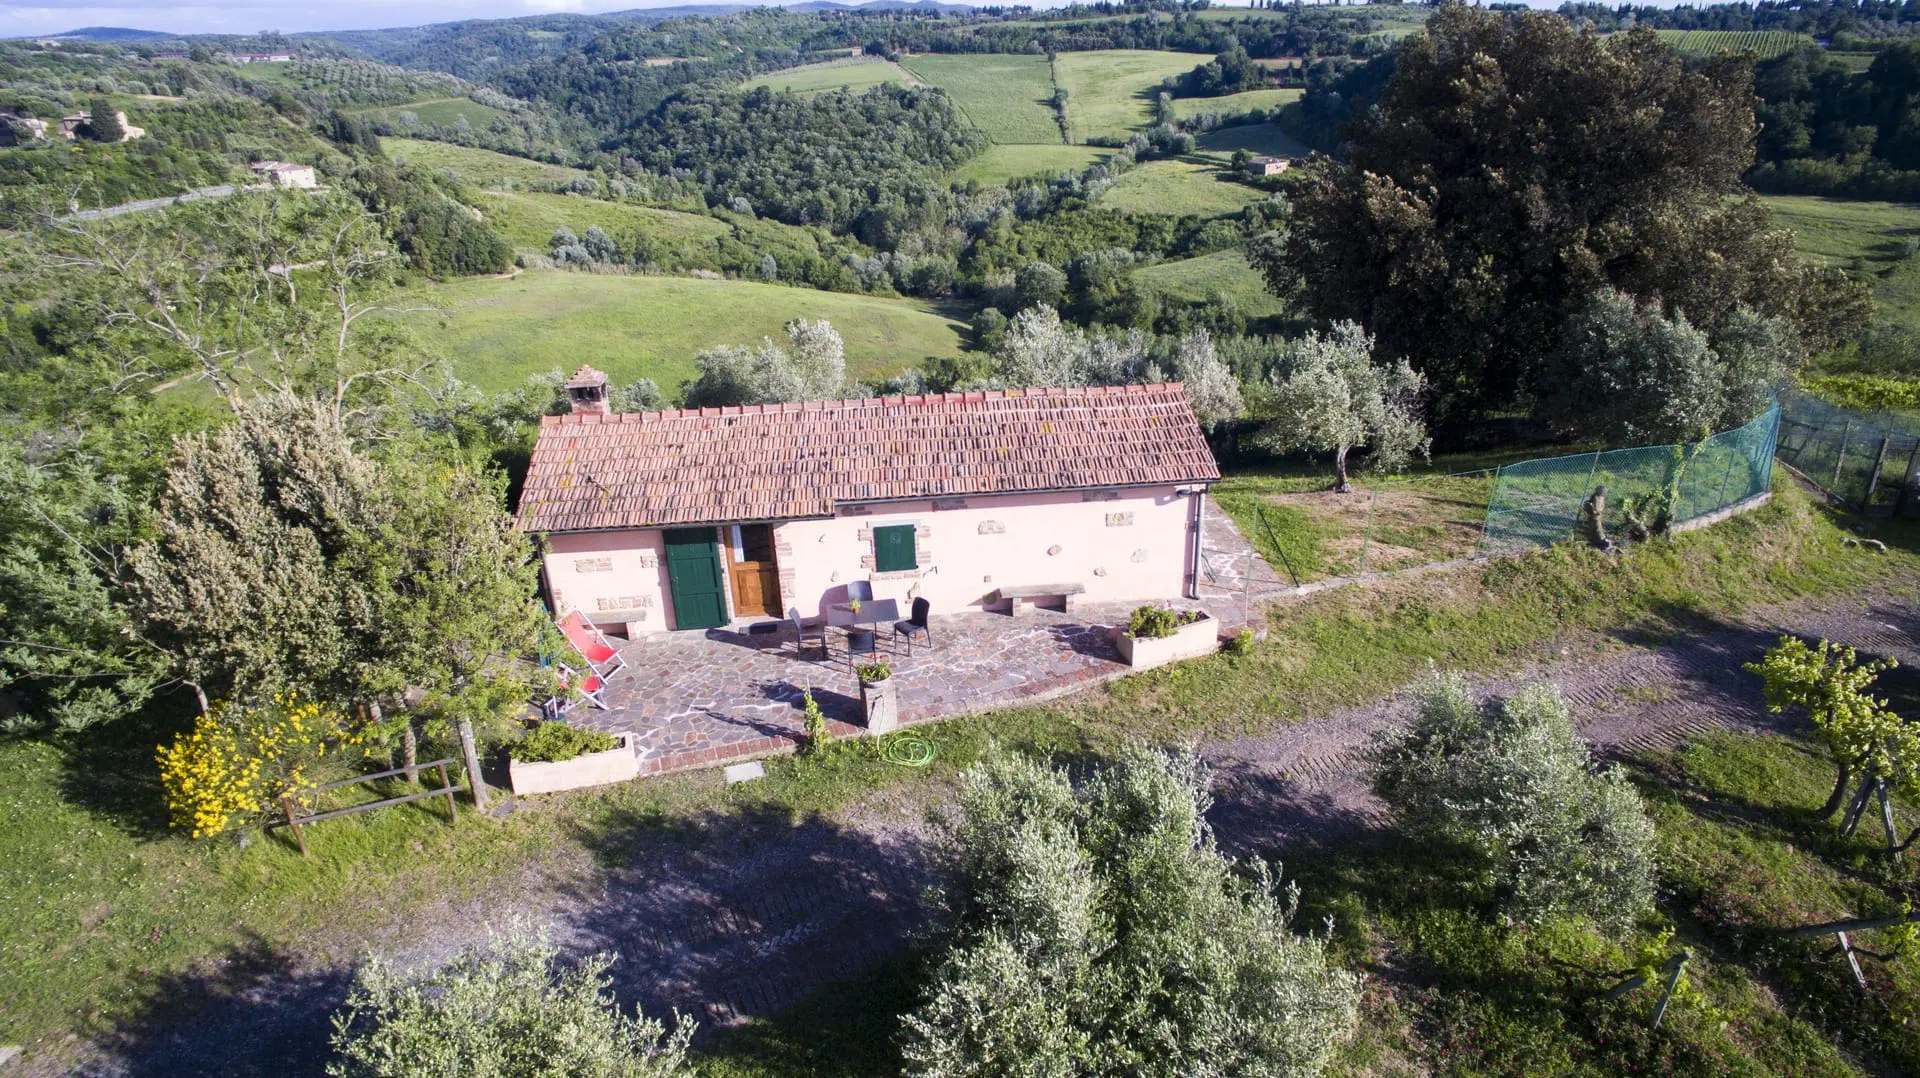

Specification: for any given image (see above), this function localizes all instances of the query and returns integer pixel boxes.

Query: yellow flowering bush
[157,694,351,837]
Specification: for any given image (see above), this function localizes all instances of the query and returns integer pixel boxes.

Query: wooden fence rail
[279,758,459,857]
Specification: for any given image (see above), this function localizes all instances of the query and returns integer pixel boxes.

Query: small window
[873,524,917,572]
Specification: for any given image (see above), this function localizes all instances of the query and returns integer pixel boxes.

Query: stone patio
[568,598,1251,775]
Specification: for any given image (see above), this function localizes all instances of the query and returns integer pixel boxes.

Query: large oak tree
[1252,6,1869,429]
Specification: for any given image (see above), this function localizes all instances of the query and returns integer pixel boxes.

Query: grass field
[1653,29,1812,58]
[1131,246,1287,316]
[898,53,1063,144]
[949,144,1108,186]
[467,190,727,252]
[1098,158,1265,216]
[1192,122,1313,162]
[1762,194,1920,330]
[383,137,590,188]
[398,271,968,393]
[1051,49,1206,143]
[741,57,924,95]
[356,96,510,130]
[1169,86,1302,121]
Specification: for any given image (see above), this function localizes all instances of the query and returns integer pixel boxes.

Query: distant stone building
[58,110,144,142]
[227,52,293,63]
[249,160,318,188]
[0,113,48,146]
[1246,155,1290,177]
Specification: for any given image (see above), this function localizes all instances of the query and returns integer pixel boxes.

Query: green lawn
[468,190,727,252]
[383,137,590,188]
[355,97,510,130]
[1130,247,1287,318]
[1762,194,1920,331]
[741,57,925,95]
[897,53,1063,145]
[1192,122,1313,162]
[397,271,969,394]
[1098,158,1265,216]
[1170,87,1303,121]
[1051,49,1207,143]
[948,144,1108,187]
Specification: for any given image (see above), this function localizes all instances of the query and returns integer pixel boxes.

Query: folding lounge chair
[557,609,628,680]
[545,663,610,717]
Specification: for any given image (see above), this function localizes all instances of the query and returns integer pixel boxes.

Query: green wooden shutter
[874,524,917,572]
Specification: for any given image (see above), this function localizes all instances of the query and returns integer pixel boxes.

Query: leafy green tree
[1175,328,1244,429]
[683,318,846,406]
[84,96,123,142]
[1014,260,1067,313]
[1254,7,1867,427]
[1537,288,1786,445]
[329,926,694,1078]
[1745,637,1917,820]
[901,746,1362,1077]
[1371,670,1658,934]
[1256,321,1427,492]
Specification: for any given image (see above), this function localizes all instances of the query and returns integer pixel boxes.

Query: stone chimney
[566,364,610,416]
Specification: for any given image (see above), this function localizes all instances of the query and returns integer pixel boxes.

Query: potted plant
[1112,604,1218,671]
[508,721,638,795]
[857,659,898,733]
[848,597,863,616]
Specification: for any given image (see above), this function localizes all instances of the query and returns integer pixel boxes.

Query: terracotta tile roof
[516,383,1220,532]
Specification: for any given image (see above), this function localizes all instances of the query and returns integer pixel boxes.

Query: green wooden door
[663,528,728,630]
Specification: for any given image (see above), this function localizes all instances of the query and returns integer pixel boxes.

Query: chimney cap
[567,364,609,390]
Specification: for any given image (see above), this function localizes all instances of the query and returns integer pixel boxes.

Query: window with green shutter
[874,524,917,572]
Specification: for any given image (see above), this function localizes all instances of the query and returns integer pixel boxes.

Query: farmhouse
[1247,155,1290,177]
[518,367,1220,633]
[57,110,144,142]
[249,160,318,188]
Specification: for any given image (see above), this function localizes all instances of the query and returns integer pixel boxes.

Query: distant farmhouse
[249,160,318,188]
[58,110,145,142]
[227,52,293,63]
[0,113,48,146]
[1246,155,1290,177]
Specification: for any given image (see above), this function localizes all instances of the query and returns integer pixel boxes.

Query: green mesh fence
[1479,402,1781,556]
[1777,390,1920,515]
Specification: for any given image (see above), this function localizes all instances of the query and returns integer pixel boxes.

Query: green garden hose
[881,734,936,767]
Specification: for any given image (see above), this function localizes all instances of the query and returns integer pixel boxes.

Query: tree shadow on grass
[49,689,201,839]
[74,931,346,1078]
[553,800,935,1042]
[693,951,927,1077]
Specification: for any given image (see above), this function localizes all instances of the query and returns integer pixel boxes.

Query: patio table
[828,598,900,634]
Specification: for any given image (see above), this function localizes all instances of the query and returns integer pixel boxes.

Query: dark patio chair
[789,608,827,660]
[846,627,880,674]
[894,596,933,656]
[847,579,873,603]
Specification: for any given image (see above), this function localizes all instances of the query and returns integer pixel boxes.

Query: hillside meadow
[1099,158,1265,216]
[1762,194,1920,330]
[1052,49,1205,143]
[1131,247,1289,319]
[1170,87,1302,120]
[897,53,1062,144]
[396,271,969,393]
[466,189,727,252]
[355,96,509,130]
[383,136,590,187]
[742,57,924,95]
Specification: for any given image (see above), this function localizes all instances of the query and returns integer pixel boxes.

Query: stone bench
[991,582,1087,615]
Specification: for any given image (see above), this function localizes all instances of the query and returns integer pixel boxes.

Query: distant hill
[43,26,178,42]
[786,1,975,12]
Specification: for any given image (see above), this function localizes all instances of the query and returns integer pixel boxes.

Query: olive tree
[901,746,1363,1077]
[1746,637,1917,824]
[1175,328,1245,429]
[1371,670,1658,934]
[684,318,845,406]
[329,926,694,1078]
[1257,321,1427,492]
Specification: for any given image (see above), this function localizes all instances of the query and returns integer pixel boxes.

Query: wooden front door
[663,527,729,630]
[727,523,781,618]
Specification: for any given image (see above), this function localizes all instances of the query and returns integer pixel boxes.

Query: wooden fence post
[457,720,489,813]
[281,795,308,858]
[1832,420,1852,493]
[1865,435,1893,508]
[438,760,457,825]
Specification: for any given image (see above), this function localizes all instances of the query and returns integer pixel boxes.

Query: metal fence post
[1900,439,1920,517]
[1866,434,1894,509]
[1833,419,1852,494]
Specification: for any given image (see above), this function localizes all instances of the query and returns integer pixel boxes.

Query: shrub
[856,660,892,683]
[1370,670,1657,934]
[328,925,693,1077]
[800,688,832,756]
[1126,604,1203,639]
[901,745,1362,1076]
[514,721,617,764]
[1224,627,1255,657]
[156,694,352,838]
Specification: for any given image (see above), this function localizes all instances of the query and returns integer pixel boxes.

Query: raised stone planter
[1112,611,1219,671]
[509,732,637,795]
[862,676,899,734]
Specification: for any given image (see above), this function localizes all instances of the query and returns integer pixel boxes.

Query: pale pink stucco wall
[538,485,1200,632]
